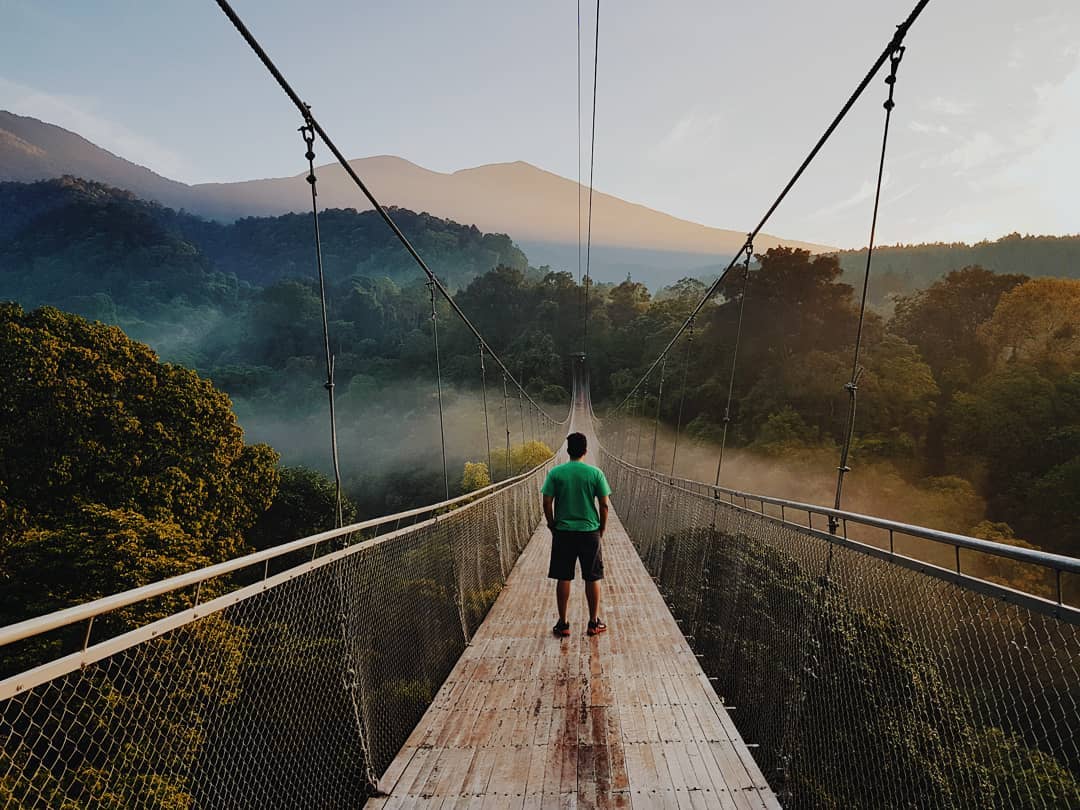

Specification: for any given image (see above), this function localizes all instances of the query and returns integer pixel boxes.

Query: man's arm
[597,495,609,538]
[543,495,555,530]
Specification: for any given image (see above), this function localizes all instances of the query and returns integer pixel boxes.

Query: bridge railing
[0,454,556,808]
[599,444,1080,808]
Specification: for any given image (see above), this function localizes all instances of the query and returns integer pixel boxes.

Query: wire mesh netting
[0,461,550,809]
[601,447,1080,810]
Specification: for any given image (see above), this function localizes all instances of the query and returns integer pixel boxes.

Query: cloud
[812,171,892,219]
[922,131,1007,173]
[0,76,191,179]
[908,120,952,136]
[923,96,974,117]
[650,108,726,162]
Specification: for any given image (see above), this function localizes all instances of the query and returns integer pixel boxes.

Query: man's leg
[585,579,601,624]
[556,580,571,624]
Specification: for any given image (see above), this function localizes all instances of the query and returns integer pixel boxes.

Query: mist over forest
[1,175,1078,628]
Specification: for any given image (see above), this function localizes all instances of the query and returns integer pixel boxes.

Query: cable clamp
[843,381,858,393]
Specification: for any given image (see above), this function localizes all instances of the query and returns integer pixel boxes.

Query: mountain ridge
[1,111,832,270]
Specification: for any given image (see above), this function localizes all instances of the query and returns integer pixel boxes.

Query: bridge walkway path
[366,506,779,809]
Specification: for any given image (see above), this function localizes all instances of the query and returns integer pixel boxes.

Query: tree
[247,466,357,553]
[461,462,492,493]
[892,265,1027,391]
[0,304,279,626]
[980,277,1080,375]
[857,333,940,447]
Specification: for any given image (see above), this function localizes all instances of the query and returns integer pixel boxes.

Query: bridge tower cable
[577,0,583,335]
[428,282,450,499]
[670,319,695,477]
[582,0,600,355]
[479,342,493,478]
[212,0,563,429]
[715,238,753,486]
[649,357,666,471]
[502,373,512,477]
[829,43,907,533]
[517,368,527,446]
[630,382,639,466]
[299,117,344,529]
[608,0,930,416]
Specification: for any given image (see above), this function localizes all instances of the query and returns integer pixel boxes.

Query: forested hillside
[1,177,1077,564]
[836,233,1080,307]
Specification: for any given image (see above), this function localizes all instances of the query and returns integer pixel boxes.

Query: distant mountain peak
[1,110,834,287]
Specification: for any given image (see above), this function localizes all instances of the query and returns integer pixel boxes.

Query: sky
[2,0,1079,249]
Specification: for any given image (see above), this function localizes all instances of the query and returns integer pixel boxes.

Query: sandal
[552,621,571,638]
[587,619,607,636]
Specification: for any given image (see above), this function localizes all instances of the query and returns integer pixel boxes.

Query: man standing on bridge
[542,432,611,637]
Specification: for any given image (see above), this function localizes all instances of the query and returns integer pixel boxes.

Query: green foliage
[512,440,554,472]
[247,466,358,552]
[683,527,1080,809]
[461,461,492,493]
[3,177,1077,559]
[892,265,1028,391]
[835,232,1080,306]
[0,304,279,626]
[751,407,821,454]
[487,440,554,480]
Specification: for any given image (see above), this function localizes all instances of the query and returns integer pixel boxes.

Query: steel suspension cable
[829,44,906,533]
[715,240,753,486]
[502,374,512,477]
[670,320,695,477]
[478,342,493,476]
[298,120,345,529]
[428,282,449,500]
[581,0,600,355]
[577,0,583,304]
[213,0,562,426]
[517,381,527,446]
[649,357,667,471]
[630,384,639,466]
[611,0,931,413]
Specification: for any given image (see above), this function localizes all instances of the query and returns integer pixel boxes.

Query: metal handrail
[0,452,559,649]
[599,448,1080,581]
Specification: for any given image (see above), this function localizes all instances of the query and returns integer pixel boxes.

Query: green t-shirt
[541,460,612,532]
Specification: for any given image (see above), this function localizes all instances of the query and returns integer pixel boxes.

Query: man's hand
[543,495,555,532]
[597,495,609,538]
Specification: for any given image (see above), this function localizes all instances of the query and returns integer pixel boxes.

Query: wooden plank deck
[366,507,780,809]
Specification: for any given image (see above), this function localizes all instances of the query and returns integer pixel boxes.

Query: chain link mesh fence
[1,458,552,809]
[600,446,1080,809]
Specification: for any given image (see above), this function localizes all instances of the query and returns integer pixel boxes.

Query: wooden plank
[366,495,776,809]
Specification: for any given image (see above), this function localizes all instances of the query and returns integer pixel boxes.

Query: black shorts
[548,529,604,581]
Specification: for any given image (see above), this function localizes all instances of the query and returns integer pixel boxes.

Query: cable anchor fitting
[883,45,905,111]
[299,109,318,189]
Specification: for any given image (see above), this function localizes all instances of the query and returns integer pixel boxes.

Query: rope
[830,44,906,533]
[502,374,512,478]
[429,282,449,500]
[478,342,493,477]
[576,0,583,301]
[649,357,667,471]
[306,113,377,790]
[670,320,695,476]
[299,119,344,529]
[581,0,600,355]
[610,0,931,414]
[212,0,562,426]
[715,239,753,486]
[518,382,527,446]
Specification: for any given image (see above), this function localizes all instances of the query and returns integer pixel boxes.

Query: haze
[2,0,1078,248]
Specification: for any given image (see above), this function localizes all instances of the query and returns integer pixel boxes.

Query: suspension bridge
[2,0,1080,808]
